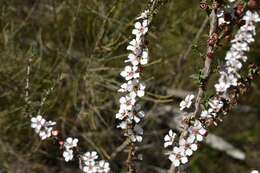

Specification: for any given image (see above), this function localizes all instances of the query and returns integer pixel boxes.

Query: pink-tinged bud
[204,131,208,137]
[248,0,258,10]
[51,130,59,136]
[235,3,244,17]
[208,38,215,46]
[208,33,218,46]
[207,52,214,59]
[59,141,64,146]
[139,66,144,73]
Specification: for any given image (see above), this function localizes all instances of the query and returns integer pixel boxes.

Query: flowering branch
[116,0,167,172]
[165,1,260,172]
[28,78,110,172]
[193,0,219,119]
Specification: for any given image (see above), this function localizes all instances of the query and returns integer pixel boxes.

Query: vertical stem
[169,1,219,172]
[193,5,218,118]
[25,57,32,118]
[127,140,136,173]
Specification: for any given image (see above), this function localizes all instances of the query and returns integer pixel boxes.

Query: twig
[169,2,219,173]
[193,6,218,118]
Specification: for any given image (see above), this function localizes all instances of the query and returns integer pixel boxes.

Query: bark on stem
[168,4,219,173]
[193,8,218,118]
[127,140,136,173]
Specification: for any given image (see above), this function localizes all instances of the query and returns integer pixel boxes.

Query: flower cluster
[117,10,151,142]
[31,115,56,140]
[80,151,110,173]
[215,10,260,94]
[179,94,195,111]
[63,137,79,162]
[30,112,110,172]
[62,139,111,173]
[164,116,207,166]
[165,10,259,167]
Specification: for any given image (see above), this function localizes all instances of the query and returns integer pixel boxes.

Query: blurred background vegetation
[0,0,259,172]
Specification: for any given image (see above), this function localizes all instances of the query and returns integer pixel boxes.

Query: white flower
[217,10,230,26]
[63,149,74,162]
[116,108,131,121]
[215,10,260,96]
[179,136,198,156]
[117,121,127,129]
[231,42,250,52]
[125,53,139,66]
[188,120,207,142]
[31,115,45,133]
[31,115,56,140]
[116,107,144,124]
[251,170,259,173]
[128,125,143,142]
[164,130,176,148]
[83,162,97,173]
[119,95,136,111]
[118,81,132,93]
[135,82,146,98]
[135,111,145,123]
[215,73,238,93]
[62,137,78,162]
[118,80,145,98]
[215,80,229,93]
[243,11,260,23]
[39,127,53,140]
[125,50,149,66]
[169,146,188,167]
[209,99,223,112]
[200,108,216,119]
[80,152,110,173]
[140,50,149,65]
[97,160,110,173]
[82,151,98,164]
[136,10,149,20]
[120,66,139,81]
[132,20,148,37]
[127,38,142,55]
[226,58,242,70]
[64,137,79,149]
[180,94,195,111]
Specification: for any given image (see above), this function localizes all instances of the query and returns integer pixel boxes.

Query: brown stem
[168,3,219,173]
[193,7,218,118]
[127,140,136,173]
[169,164,177,173]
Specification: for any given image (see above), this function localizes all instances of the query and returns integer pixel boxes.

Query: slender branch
[169,2,219,173]
[127,140,136,173]
[193,5,218,118]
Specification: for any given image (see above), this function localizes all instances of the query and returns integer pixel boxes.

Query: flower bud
[207,52,214,59]
[51,130,59,136]
[59,141,64,146]
[235,3,244,18]
[248,0,258,10]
